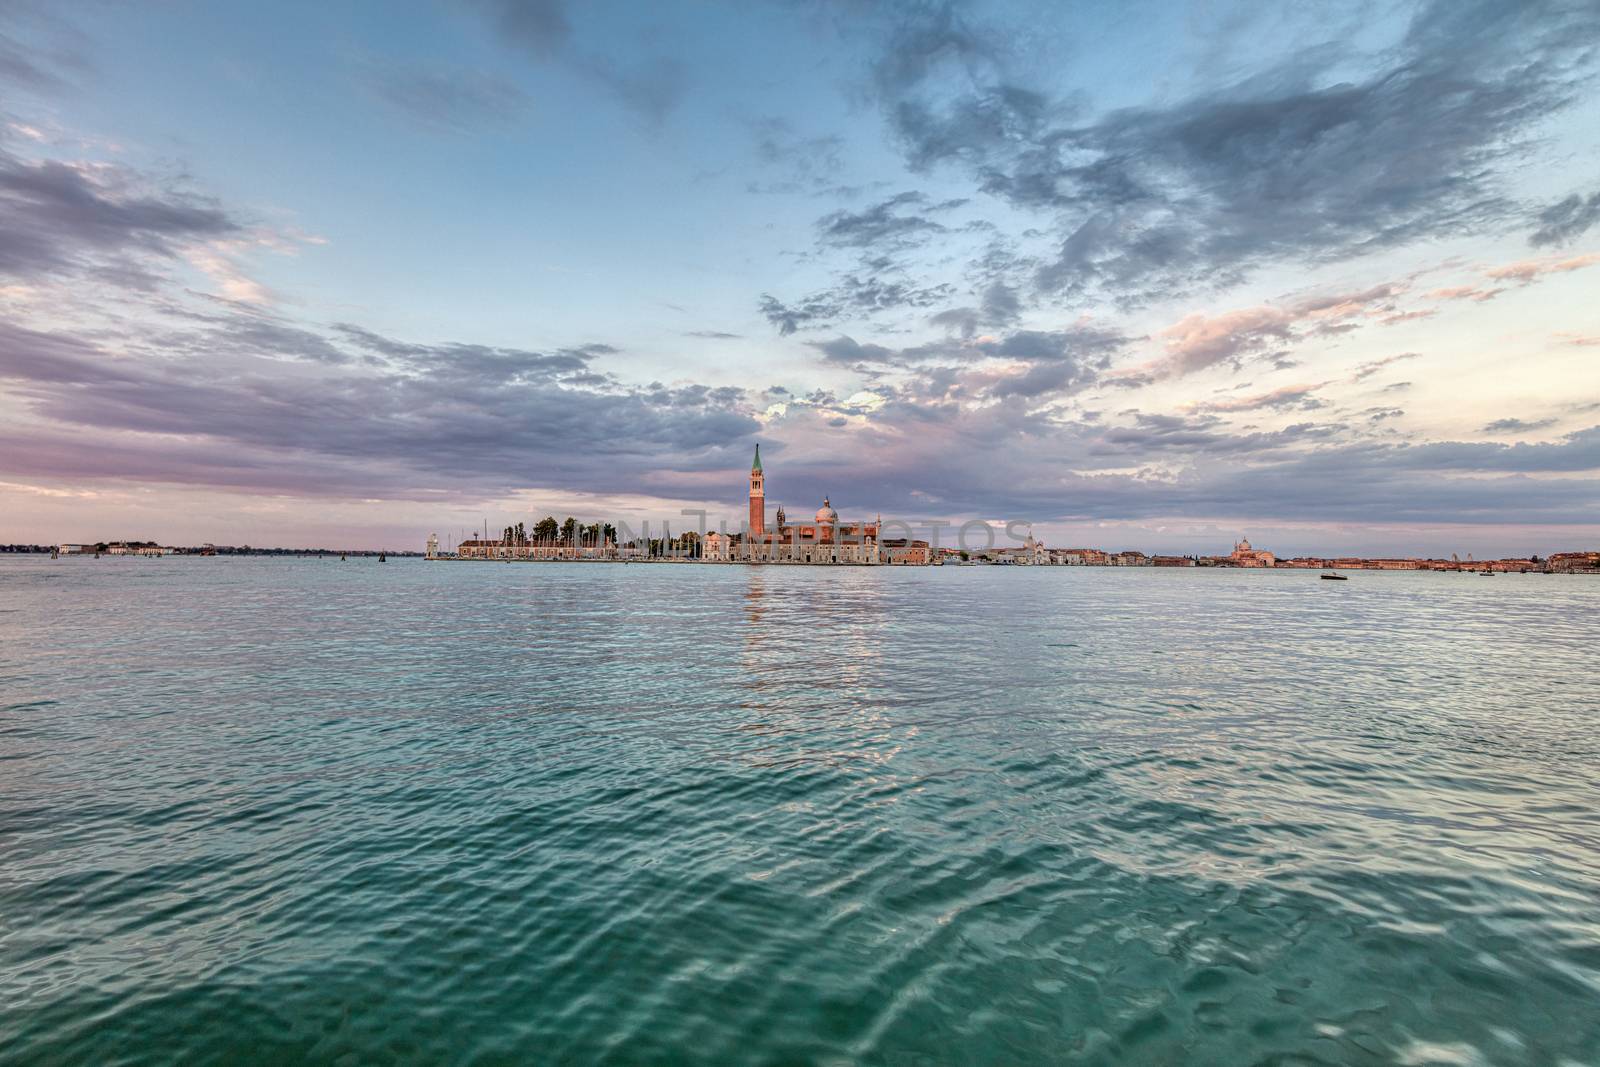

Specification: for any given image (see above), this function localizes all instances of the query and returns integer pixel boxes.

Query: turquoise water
[2,557,1598,1065]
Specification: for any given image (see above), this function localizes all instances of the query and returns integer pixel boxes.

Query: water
[2,557,1598,1065]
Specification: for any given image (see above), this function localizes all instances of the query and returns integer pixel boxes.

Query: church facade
[703,445,890,564]
[1229,538,1276,568]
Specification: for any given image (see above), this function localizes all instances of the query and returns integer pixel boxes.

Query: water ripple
[2,558,1598,1064]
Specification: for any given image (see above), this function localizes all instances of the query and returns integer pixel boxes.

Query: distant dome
[815,497,838,524]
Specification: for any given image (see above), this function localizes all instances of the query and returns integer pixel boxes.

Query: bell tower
[749,443,765,535]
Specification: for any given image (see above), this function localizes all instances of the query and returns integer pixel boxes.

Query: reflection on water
[1,558,1598,1065]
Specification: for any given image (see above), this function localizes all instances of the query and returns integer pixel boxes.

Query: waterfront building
[1229,538,1276,568]
[89,542,172,557]
[426,534,439,559]
[1549,551,1600,573]
[880,539,931,565]
[1151,555,1195,567]
[455,538,615,560]
[721,446,892,564]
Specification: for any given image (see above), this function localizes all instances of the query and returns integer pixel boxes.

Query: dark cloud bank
[3,304,1595,526]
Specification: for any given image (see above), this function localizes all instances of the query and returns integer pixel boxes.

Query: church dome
[815,497,838,524]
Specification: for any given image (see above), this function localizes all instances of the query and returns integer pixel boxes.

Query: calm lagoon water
[2,556,1598,1065]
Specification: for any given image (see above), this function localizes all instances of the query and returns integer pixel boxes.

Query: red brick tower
[748,443,765,535]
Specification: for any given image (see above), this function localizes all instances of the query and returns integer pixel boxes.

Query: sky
[1,0,1597,556]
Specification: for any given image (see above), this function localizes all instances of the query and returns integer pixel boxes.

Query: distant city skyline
[1,0,1598,555]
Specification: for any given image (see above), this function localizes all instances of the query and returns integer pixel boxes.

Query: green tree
[561,516,578,545]
[534,516,559,542]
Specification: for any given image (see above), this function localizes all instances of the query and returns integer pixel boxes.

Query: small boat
[1479,570,1495,576]
[379,552,387,562]
[1320,572,1347,580]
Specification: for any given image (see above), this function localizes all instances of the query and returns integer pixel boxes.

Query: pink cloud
[1122,285,1406,383]
[1379,308,1437,325]
[1186,381,1329,413]
[1484,253,1600,283]
[1349,352,1421,382]
[1152,307,1295,376]
[1426,285,1503,302]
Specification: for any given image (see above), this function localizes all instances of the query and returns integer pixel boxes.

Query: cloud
[1530,187,1600,246]
[0,4,88,94]
[762,189,986,333]
[473,0,571,59]
[929,280,1020,336]
[1426,284,1503,302]
[1114,284,1402,384]
[0,144,241,282]
[981,326,1124,363]
[6,1,1600,541]
[1350,352,1420,381]
[808,335,899,366]
[581,53,688,126]
[367,66,531,133]
[771,0,1600,340]
[185,243,274,304]
[1483,252,1600,283]
[759,274,955,335]
[1187,382,1328,413]
[872,0,1600,308]
[746,118,850,196]
[0,319,125,383]
[0,314,761,502]
[1146,307,1295,378]
[334,323,613,381]
[802,324,1124,402]
[986,357,1096,398]
[1482,416,1558,434]
[816,191,946,250]
[7,298,1599,532]
[1093,412,1340,456]
[470,0,688,123]
[1379,309,1437,325]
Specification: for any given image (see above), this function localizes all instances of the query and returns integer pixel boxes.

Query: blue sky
[1,0,1598,554]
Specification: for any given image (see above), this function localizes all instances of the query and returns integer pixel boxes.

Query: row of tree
[487,520,704,557]
[499,518,619,546]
